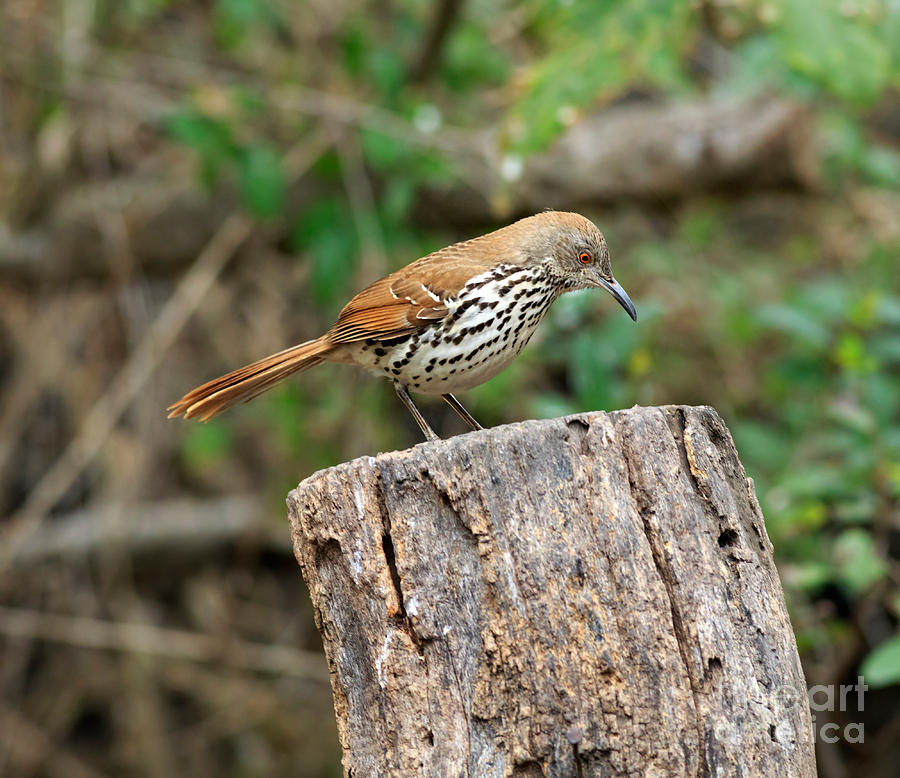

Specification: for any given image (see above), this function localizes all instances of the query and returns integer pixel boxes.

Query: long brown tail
[167,337,333,421]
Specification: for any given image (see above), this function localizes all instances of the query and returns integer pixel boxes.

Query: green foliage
[772,0,891,105]
[214,0,284,48]
[822,112,900,188]
[180,420,233,473]
[237,144,285,218]
[290,198,359,307]
[442,22,510,91]
[510,0,900,153]
[568,305,644,410]
[833,529,887,594]
[337,11,414,99]
[861,634,900,688]
[164,109,237,188]
[164,105,285,216]
[508,0,694,153]
[730,259,900,607]
[557,209,900,676]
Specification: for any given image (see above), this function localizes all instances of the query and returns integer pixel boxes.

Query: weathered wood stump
[287,405,815,777]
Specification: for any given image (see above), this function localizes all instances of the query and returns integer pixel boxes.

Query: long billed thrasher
[168,211,637,440]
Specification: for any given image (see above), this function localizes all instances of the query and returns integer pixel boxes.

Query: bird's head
[521,211,637,321]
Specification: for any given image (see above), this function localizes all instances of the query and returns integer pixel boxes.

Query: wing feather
[327,221,533,344]
[330,255,500,343]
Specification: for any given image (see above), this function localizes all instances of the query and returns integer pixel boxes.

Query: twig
[0,291,99,503]
[0,368,41,496]
[0,213,249,549]
[0,605,329,682]
[410,0,466,83]
[0,704,110,778]
[6,495,288,567]
[161,664,292,745]
[331,126,389,282]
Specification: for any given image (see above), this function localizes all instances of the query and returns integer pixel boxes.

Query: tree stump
[287,405,815,777]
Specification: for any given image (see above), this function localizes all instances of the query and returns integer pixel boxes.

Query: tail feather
[168,337,332,421]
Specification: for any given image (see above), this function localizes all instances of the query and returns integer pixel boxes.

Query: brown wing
[328,235,522,343]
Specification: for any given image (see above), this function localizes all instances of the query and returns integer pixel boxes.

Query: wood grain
[287,405,815,777]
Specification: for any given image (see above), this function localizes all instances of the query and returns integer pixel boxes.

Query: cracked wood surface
[287,405,815,777]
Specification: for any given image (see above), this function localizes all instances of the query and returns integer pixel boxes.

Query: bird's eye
[578,252,592,264]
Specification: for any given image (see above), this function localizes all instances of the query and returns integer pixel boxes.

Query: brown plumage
[167,338,331,422]
[168,211,637,439]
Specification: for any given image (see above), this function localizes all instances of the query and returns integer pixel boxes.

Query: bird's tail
[167,337,332,421]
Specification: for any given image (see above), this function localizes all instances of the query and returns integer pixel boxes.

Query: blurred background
[1,0,898,775]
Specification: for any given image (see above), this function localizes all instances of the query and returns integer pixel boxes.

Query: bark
[287,405,815,777]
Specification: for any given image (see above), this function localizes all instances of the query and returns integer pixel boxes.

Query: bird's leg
[441,393,483,432]
[394,383,440,442]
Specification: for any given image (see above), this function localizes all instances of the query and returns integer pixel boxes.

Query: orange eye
[579,252,592,264]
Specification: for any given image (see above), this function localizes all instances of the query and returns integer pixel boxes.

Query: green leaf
[773,0,891,104]
[379,177,416,225]
[290,199,359,306]
[725,36,789,96]
[360,129,408,170]
[506,0,694,153]
[180,421,233,471]
[678,207,724,248]
[887,8,900,86]
[164,109,237,187]
[833,529,887,594]
[215,0,273,47]
[754,304,830,349]
[785,561,833,592]
[568,314,638,411]
[795,280,854,326]
[370,49,406,98]
[165,111,227,149]
[860,634,900,688]
[860,145,900,188]
[531,393,579,421]
[876,294,900,326]
[834,333,878,374]
[237,144,285,219]
[732,421,793,475]
[340,20,369,77]
[442,23,510,91]
[468,360,525,419]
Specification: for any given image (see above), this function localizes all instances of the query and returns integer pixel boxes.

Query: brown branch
[0,704,110,778]
[5,495,289,567]
[0,605,328,681]
[409,0,466,83]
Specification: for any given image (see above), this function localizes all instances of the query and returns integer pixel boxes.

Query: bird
[168,211,637,441]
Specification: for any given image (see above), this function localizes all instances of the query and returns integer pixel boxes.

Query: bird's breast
[348,265,562,394]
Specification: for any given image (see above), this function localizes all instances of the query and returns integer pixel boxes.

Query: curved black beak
[598,277,637,321]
